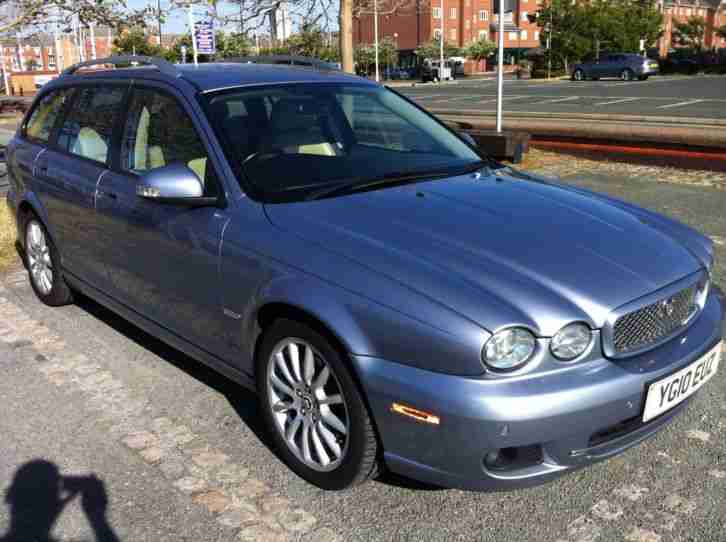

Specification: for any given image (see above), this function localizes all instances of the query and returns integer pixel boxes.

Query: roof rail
[60,55,179,78]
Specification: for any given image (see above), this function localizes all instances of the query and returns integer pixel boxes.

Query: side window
[57,86,125,164]
[120,88,218,196]
[24,88,73,143]
[338,93,435,153]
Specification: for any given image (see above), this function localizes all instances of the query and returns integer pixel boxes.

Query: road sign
[194,20,215,55]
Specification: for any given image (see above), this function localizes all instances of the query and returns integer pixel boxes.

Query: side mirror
[459,131,477,148]
[136,162,215,206]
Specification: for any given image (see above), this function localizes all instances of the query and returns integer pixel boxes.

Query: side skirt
[63,272,257,393]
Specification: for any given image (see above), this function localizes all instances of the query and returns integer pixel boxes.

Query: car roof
[52,62,375,93]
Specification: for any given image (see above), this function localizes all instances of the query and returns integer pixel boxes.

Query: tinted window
[57,86,125,164]
[24,88,73,143]
[120,88,217,195]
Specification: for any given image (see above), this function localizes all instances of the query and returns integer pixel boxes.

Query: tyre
[620,68,634,81]
[256,319,380,490]
[23,214,73,306]
[638,75,649,81]
[572,69,585,81]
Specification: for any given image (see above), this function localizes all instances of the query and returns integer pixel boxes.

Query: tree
[217,32,252,58]
[354,43,375,74]
[673,16,707,52]
[715,24,726,42]
[0,0,152,36]
[414,38,460,59]
[537,0,662,71]
[113,28,162,57]
[286,24,339,61]
[463,38,496,62]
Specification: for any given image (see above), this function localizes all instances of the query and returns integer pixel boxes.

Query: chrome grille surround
[602,271,709,359]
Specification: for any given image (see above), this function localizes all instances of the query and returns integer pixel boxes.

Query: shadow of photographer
[1,459,119,542]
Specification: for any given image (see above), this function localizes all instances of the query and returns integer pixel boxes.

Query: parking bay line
[594,97,640,106]
[532,96,580,105]
[657,99,705,109]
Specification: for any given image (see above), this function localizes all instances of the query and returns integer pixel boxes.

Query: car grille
[612,285,697,354]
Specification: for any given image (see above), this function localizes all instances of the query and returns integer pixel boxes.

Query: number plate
[642,342,721,423]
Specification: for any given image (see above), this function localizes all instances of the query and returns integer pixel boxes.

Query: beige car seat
[72,127,108,163]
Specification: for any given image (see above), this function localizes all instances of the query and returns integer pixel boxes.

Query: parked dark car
[6,56,722,492]
[571,53,659,81]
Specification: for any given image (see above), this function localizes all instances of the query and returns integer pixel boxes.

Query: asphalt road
[1,169,726,541]
[396,75,726,120]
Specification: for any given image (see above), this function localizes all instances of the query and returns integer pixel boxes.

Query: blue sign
[194,20,215,55]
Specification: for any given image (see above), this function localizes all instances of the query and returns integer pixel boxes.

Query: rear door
[95,82,232,358]
[10,88,73,210]
[35,83,128,290]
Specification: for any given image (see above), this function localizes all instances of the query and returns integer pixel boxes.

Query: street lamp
[374,0,380,81]
[439,0,445,83]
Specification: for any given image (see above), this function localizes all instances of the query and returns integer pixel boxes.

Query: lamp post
[439,0,445,82]
[496,0,504,132]
[546,4,553,80]
[374,0,380,81]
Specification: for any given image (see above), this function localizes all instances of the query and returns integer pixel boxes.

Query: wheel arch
[16,193,55,251]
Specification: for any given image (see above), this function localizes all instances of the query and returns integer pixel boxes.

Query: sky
[127,0,307,37]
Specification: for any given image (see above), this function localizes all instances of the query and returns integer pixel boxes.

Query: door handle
[97,190,118,200]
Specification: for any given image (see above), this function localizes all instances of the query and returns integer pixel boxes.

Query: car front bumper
[353,290,723,491]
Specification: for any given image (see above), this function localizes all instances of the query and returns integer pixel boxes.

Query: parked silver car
[6,56,722,492]
[572,53,660,81]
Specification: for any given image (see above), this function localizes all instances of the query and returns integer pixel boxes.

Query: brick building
[658,0,726,56]
[353,0,544,72]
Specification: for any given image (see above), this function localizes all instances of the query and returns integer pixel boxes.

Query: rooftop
[60,61,374,93]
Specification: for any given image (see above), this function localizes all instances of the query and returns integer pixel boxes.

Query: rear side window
[24,88,73,143]
[120,87,218,196]
[57,85,126,164]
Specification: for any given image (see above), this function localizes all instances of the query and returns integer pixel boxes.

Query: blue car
[6,56,722,491]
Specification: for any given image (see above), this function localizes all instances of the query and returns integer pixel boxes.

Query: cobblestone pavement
[1,162,725,541]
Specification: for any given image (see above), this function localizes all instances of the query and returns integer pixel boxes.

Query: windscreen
[203,83,481,202]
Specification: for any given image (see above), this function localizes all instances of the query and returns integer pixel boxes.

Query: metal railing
[60,55,179,78]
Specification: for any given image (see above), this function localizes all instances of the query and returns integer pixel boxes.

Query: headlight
[483,328,536,371]
[550,323,592,361]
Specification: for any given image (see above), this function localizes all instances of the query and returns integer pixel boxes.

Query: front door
[95,84,232,359]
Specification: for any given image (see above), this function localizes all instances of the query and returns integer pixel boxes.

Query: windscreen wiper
[306,161,488,201]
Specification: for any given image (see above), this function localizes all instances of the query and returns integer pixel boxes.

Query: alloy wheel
[25,220,53,295]
[266,338,350,472]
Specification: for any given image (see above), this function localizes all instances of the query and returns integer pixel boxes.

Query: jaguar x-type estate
[6,56,723,491]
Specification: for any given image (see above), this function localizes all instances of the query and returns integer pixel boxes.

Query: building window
[534,30,540,41]
[11,51,19,72]
[48,52,56,69]
[536,0,543,4]
[433,6,441,18]
[434,28,442,40]
[521,30,528,39]
[686,8,691,15]
[465,0,471,6]
[450,7,457,19]
[465,19,471,29]
[479,30,488,40]
[521,11,528,21]
[450,28,457,40]
[479,9,488,20]
[508,31,518,40]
